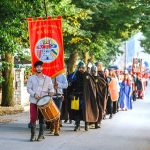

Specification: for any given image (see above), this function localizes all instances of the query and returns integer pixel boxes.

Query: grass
[0,105,24,116]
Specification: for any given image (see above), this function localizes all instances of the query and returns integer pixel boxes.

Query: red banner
[132,58,142,73]
[27,16,64,78]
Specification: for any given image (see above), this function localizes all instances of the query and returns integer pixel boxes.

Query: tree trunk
[67,52,78,74]
[1,53,14,106]
[83,51,89,65]
[91,55,95,63]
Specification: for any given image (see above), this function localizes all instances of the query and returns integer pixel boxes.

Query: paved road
[0,87,150,150]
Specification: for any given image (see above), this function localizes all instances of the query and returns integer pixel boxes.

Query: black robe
[83,72,99,123]
[67,71,99,123]
[93,76,107,121]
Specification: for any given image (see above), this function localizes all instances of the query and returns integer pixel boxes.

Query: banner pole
[43,0,48,18]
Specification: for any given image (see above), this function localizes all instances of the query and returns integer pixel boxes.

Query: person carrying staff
[27,61,54,142]
[91,65,107,128]
[49,73,68,136]
[68,61,99,131]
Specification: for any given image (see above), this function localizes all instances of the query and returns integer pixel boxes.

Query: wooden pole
[43,0,48,18]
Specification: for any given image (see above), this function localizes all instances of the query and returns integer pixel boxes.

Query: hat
[34,61,43,67]
[87,62,93,68]
[95,61,102,67]
[91,65,97,72]
[124,70,128,74]
[78,61,86,68]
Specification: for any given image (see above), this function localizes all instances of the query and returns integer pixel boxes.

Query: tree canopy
[1,0,150,106]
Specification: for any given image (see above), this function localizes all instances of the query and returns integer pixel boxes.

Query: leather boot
[54,120,60,136]
[46,122,50,130]
[109,114,112,119]
[50,122,55,134]
[37,124,45,141]
[95,122,101,129]
[74,121,80,131]
[30,123,36,142]
[60,120,63,127]
[85,122,88,131]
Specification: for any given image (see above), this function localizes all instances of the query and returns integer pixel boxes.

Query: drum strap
[40,76,47,97]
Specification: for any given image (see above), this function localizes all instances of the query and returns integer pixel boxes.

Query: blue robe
[119,81,132,110]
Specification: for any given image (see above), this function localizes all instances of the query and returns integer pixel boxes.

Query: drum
[37,96,60,122]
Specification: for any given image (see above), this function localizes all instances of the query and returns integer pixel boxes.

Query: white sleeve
[27,77,35,97]
[57,75,68,89]
[48,77,54,93]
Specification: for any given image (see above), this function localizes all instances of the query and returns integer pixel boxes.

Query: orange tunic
[109,78,119,101]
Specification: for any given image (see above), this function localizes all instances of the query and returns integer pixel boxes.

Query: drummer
[27,61,54,142]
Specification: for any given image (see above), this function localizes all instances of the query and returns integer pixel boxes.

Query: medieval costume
[109,75,120,114]
[47,74,68,136]
[131,75,137,101]
[91,65,107,128]
[103,69,112,119]
[96,62,108,119]
[27,61,54,141]
[119,74,132,110]
[67,61,99,131]
[135,75,144,99]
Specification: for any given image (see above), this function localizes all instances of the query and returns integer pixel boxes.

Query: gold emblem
[95,79,98,83]
[86,76,89,79]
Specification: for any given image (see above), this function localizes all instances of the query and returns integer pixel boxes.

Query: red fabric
[137,90,144,99]
[27,16,64,78]
[30,103,38,124]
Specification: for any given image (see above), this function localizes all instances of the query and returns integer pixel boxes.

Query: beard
[36,70,42,74]
[79,70,84,74]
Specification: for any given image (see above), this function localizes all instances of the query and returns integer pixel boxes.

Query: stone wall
[14,68,29,106]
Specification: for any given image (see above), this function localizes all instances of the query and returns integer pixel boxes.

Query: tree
[0,0,91,105]
[71,0,148,64]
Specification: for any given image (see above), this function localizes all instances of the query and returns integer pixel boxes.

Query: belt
[53,94,62,98]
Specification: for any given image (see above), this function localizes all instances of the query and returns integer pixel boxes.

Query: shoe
[46,122,50,130]
[54,132,60,136]
[85,126,88,131]
[50,130,55,134]
[30,123,36,142]
[64,120,68,123]
[54,121,60,136]
[109,114,112,119]
[74,126,80,131]
[103,114,106,120]
[37,124,45,141]
[49,122,55,134]
[95,123,101,129]
[85,122,88,131]
[28,122,31,129]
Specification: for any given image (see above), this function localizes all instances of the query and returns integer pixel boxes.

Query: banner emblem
[35,37,59,63]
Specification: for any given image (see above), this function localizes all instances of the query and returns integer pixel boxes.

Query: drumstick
[55,78,59,99]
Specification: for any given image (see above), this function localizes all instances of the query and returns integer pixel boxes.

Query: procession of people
[27,60,149,142]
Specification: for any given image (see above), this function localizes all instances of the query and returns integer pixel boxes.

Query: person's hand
[62,96,64,102]
[34,94,40,100]
[54,81,58,86]
[48,92,54,97]
[54,84,58,90]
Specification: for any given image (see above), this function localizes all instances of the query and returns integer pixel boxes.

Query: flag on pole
[27,16,64,78]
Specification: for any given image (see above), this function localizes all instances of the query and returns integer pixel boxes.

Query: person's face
[104,70,109,76]
[124,74,128,80]
[97,64,102,71]
[91,70,96,76]
[35,65,43,73]
[78,67,85,73]
[109,70,113,76]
